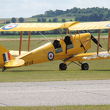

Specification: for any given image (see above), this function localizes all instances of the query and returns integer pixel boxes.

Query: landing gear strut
[72,62,89,70]
[59,63,67,70]
[59,62,89,71]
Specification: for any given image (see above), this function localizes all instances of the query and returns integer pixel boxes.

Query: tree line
[32,7,110,21]
[4,17,25,24]
[6,7,110,24]
[37,18,66,22]
[4,17,67,24]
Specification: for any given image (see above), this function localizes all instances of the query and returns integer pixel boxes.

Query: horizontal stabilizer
[4,59,25,68]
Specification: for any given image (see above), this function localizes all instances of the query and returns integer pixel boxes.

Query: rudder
[0,44,14,68]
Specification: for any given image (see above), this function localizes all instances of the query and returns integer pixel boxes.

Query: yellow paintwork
[0,22,78,32]
[7,33,91,67]
[0,45,14,67]
[69,21,110,31]
[66,51,110,62]
[10,50,28,57]
[0,32,108,69]
[5,59,25,68]
[0,21,110,69]
[0,21,110,32]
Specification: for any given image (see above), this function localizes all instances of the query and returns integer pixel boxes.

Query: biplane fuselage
[14,33,91,67]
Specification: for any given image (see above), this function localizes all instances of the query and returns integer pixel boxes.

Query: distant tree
[11,17,17,23]
[6,21,10,24]
[37,18,42,22]
[52,18,58,22]
[54,10,65,16]
[41,18,46,22]
[18,17,25,23]
[45,10,55,17]
[75,15,89,21]
[62,18,66,22]
[31,7,110,21]
[48,19,52,22]
[37,18,46,22]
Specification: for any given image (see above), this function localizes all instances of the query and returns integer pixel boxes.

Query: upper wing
[1,21,110,32]
[66,51,110,62]
[69,21,110,31]
[0,22,78,32]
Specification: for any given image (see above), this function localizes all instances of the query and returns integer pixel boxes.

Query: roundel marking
[48,52,54,60]
[1,24,18,30]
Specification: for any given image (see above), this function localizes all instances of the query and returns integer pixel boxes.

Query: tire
[81,63,89,70]
[59,63,67,70]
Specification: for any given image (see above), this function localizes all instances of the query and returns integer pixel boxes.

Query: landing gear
[59,63,67,70]
[81,63,89,70]
[2,67,6,72]
[59,62,89,71]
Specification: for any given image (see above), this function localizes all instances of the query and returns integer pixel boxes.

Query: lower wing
[67,51,110,62]
[9,50,28,57]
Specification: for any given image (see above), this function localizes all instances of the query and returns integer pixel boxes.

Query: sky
[0,0,110,18]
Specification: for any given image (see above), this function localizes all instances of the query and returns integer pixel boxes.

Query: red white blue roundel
[48,52,54,60]
[1,23,18,30]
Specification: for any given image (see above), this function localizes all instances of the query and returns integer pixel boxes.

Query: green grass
[25,17,75,22]
[0,34,64,39]
[1,105,110,110]
[0,60,110,82]
[92,32,108,36]
[0,32,108,39]
[0,24,4,27]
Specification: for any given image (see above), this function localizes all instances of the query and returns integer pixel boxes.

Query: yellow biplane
[0,21,110,71]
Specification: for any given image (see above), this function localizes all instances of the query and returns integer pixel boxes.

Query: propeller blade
[91,35,102,48]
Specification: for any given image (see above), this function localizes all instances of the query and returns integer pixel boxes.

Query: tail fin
[0,44,24,70]
[0,44,14,67]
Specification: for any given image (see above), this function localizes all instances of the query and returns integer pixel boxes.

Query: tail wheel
[2,67,6,72]
[81,63,89,70]
[59,63,67,70]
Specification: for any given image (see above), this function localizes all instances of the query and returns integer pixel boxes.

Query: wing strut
[97,30,101,55]
[19,31,23,55]
[108,29,110,52]
[28,32,31,51]
[66,29,70,34]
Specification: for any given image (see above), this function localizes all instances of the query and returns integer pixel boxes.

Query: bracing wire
[39,32,51,42]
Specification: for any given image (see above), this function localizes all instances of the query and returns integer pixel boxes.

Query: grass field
[0,34,64,39]
[0,38,109,82]
[1,105,110,110]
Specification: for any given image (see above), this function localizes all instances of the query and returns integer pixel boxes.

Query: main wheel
[81,63,89,70]
[59,63,67,70]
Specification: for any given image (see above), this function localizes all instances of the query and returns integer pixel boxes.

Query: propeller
[91,35,102,48]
